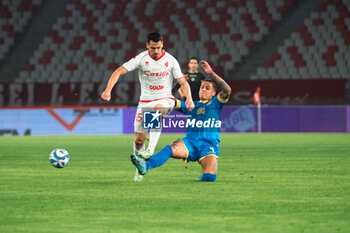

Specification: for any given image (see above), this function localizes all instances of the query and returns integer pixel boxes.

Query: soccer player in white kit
[101,32,194,181]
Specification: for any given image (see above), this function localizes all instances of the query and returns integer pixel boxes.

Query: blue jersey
[174,95,228,143]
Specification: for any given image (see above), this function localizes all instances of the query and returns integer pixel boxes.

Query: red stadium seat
[108,63,119,70]
[66,63,78,71]
[24,64,35,72]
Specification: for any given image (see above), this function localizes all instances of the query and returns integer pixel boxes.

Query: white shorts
[134,97,175,133]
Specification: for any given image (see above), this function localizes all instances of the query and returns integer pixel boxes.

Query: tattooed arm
[200,60,231,100]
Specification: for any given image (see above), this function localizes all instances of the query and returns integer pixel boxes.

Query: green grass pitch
[1,133,349,233]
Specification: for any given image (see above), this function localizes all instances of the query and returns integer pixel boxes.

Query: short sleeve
[122,53,143,72]
[174,99,188,113]
[217,94,229,104]
[213,95,228,109]
[172,58,183,79]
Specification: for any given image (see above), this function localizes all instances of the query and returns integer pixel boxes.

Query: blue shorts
[181,138,220,163]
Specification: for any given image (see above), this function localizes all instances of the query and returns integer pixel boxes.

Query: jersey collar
[148,50,166,61]
[199,99,209,103]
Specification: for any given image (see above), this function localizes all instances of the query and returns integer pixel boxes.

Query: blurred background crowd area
[0,0,349,106]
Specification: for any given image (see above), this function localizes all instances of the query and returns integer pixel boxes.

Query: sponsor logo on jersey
[149,85,164,90]
[197,107,205,115]
[144,71,169,77]
[165,61,168,67]
[145,61,149,66]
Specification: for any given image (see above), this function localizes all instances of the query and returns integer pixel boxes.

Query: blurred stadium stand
[251,0,350,80]
[0,0,42,61]
[10,0,295,83]
[0,0,349,105]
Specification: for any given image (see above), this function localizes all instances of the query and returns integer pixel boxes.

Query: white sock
[133,142,145,154]
[147,129,162,154]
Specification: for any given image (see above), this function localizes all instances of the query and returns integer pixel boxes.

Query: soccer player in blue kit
[131,60,231,182]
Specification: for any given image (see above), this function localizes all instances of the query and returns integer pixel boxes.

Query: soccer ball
[49,149,70,168]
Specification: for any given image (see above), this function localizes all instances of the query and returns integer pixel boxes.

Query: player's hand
[201,60,213,75]
[101,91,111,101]
[185,99,195,111]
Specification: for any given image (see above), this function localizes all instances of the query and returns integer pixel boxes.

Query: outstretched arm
[201,61,231,100]
[101,66,128,101]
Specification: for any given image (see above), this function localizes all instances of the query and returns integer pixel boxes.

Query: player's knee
[170,139,182,150]
[199,173,217,182]
[154,104,165,115]
[154,104,164,109]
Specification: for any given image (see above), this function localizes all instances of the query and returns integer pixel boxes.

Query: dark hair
[189,57,199,63]
[201,79,218,93]
[147,32,163,43]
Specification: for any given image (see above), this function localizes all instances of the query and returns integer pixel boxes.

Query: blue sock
[200,173,217,182]
[146,145,173,171]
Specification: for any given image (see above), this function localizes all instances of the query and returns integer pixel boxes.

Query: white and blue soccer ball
[50,149,70,168]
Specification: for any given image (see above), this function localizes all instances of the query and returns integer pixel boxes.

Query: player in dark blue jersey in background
[131,60,231,182]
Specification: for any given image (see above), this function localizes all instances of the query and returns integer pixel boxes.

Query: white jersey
[122,50,183,101]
